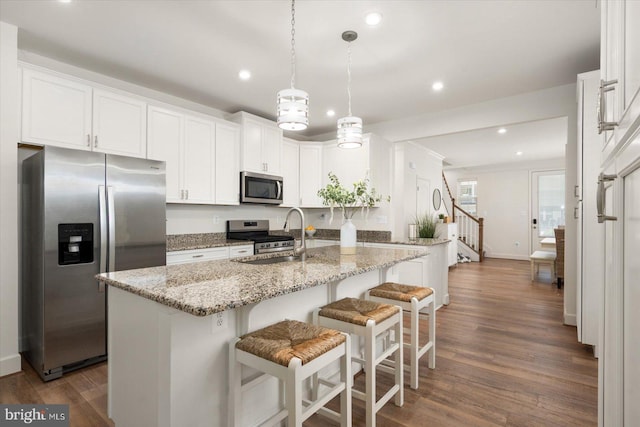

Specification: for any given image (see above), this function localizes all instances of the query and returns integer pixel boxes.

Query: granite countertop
[307,236,450,246]
[167,233,250,251]
[97,245,428,317]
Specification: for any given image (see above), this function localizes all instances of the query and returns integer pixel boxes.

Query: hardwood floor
[1,258,597,426]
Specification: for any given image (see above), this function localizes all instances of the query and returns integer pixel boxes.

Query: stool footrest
[375,342,400,366]
[301,382,346,423]
[376,384,402,411]
[258,409,288,427]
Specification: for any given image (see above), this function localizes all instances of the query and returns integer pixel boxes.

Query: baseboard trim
[563,313,577,326]
[0,353,21,377]
[485,254,530,261]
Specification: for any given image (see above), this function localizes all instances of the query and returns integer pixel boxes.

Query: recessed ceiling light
[365,12,383,26]
[516,151,523,156]
[238,70,251,81]
[326,109,335,117]
[58,0,72,3]
[498,128,507,134]
[432,81,444,91]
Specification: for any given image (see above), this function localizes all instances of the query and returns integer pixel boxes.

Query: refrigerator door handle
[99,185,108,274]
[107,186,116,272]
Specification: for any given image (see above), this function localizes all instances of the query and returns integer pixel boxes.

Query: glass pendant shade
[337,116,363,148]
[277,88,309,131]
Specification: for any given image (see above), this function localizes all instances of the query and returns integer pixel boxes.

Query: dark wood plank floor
[1,258,597,426]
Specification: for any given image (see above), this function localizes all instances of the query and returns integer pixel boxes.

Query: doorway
[530,170,565,253]
[416,177,430,216]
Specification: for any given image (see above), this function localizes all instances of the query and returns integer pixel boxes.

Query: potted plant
[317,172,388,254]
[415,212,438,238]
[438,213,445,223]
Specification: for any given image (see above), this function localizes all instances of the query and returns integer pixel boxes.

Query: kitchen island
[98,245,431,427]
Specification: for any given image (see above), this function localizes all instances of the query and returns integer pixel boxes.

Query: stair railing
[442,172,485,262]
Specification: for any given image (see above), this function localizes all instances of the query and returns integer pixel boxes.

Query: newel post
[451,198,456,222]
[478,217,484,262]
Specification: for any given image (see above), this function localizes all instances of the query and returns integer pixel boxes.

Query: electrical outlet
[376,215,388,224]
[212,312,226,332]
[213,216,220,224]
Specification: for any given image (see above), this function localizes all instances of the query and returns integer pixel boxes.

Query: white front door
[530,170,565,253]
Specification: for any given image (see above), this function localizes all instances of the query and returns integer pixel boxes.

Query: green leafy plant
[415,212,438,238]
[317,172,389,222]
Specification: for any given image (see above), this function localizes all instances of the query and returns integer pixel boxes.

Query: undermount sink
[238,255,306,265]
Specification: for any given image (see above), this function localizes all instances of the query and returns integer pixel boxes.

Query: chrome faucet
[283,207,306,261]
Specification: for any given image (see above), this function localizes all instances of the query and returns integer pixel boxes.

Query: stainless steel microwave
[240,171,283,205]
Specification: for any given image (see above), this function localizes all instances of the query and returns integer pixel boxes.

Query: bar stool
[314,298,403,427]
[228,319,351,427]
[366,282,436,390]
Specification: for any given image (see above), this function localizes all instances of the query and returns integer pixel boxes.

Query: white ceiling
[0,0,600,166]
[414,117,569,170]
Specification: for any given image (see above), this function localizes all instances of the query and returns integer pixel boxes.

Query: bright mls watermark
[0,405,69,426]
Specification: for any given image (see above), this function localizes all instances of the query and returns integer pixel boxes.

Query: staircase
[442,172,484,262]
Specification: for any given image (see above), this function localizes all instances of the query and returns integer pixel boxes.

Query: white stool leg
[340,335,352,427]
[286,358,303,427]
[410,298,419,389]
[530,260,535,281]
[394,310,404,406]
[428,295,436,369]
[365,320,376,427]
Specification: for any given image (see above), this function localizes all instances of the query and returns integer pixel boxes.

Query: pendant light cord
[290,0,296,89]
[346,41,352,116]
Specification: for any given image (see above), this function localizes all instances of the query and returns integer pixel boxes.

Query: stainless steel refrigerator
[22,146,166,381]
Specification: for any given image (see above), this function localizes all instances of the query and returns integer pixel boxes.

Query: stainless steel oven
[227,220,294,254]
[240,171,283,205]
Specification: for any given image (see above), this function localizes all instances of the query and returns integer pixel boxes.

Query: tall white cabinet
[598,1,640,426]
[575,71,603,350]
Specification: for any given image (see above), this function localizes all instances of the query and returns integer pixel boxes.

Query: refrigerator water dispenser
[58,223,94,265]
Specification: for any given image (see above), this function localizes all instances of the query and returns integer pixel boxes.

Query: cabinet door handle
[597,79,619,134]
[185,189,189,199]
[94,135,98,147]
[180,190,184,200]
[574,185,580,198]
[597,173,617,223]
[87,134,91,147]
[237,250,248,254]
[192,254,204,258]
[574,206,579,219]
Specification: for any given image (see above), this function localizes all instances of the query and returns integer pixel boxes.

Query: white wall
[0,22,21,376]
[393,142,445,240]
[445,158,565,260]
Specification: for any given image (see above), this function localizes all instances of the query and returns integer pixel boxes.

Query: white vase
[340,218,357,255]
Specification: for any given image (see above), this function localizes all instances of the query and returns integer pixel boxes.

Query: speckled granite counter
[97,245,427,316]
[167,233,250,251]
[307,236,450,246]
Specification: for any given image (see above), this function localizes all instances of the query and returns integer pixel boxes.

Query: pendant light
[276,0,308,131]
[337,30,362,149]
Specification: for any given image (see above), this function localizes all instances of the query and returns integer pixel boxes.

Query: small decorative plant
[438,213,445,223]
[415,212,438,238]
[317,172,389,223]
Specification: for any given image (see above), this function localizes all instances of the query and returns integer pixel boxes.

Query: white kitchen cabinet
[600,0,640,163]
[435,222,458,267]
[281,138,300,207]
[228,245,254,258]
[322,133,392,206]
[575,71,604,349]
[598,3,640,424]
[183,116,216,203]
[91,88,147,158]
[299,144,323,207]
[214,122,241,205]
[166,247,230,265]
[21,68,147,158]
[148,105,240,205]
[363,242,449,309]
[147,106,183,201]
[21,68,92,150]
[230,112,283,175]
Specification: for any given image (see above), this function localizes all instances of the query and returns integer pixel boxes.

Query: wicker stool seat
[229,319,351,427]
[314,298,403,427]
[367,282,436,390]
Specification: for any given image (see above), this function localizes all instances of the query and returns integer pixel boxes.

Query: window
[457,180,477,216]
[536,173,565,238]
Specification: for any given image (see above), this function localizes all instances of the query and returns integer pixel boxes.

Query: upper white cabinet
[600,0,640,163]
[22,68,147,158]
[214,122,241,205]
[148,105,240,205]
[91,89,147,157]
[281,138,300,207]
[229,112,283,175]
[299,144,324,207]
[21,68,92,150]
